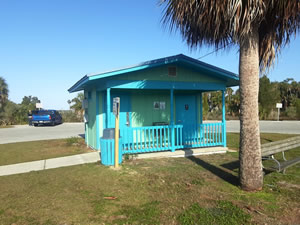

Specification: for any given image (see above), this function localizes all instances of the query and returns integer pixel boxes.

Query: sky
[0,0,299,110]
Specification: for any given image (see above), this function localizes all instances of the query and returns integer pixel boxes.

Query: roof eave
[68,75,89,93]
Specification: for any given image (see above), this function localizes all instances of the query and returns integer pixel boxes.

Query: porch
[120,122,225,154]
[103,87,227,155]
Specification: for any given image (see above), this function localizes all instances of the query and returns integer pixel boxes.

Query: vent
[168,67,177,76]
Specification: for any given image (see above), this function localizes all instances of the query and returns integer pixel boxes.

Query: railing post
[222,90,226,147]
[106,88,111,128]
[199,92,203,124]
[199,92,203,142]
[96,91,100,150]
[170,89,175,152]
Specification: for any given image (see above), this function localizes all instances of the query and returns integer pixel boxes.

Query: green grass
[0,138,91,166]
[0,133,299,224]
[178,200,251,225]
[0,125,13,129]
[227,133,298,150]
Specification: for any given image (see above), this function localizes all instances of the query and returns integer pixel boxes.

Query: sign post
[113,97,120,168]
[36,102,43,110]
[276,103,282,121]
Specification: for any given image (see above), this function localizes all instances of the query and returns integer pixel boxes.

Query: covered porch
[103,86,227,155]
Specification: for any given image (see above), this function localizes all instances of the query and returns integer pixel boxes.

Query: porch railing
[116,122,224,154]
[182,123,224,147]
[121,125,183,154]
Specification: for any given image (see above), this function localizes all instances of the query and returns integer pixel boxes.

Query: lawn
[0,125,13,129]
[0,137,91,166]
[0,134,299,224]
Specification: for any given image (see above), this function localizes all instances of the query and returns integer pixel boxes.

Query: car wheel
[34,124,38,127]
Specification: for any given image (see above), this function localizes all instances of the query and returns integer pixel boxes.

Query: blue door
[175,95,197,146]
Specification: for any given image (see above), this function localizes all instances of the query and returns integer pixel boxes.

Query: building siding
[98,92,104,138]
[131,91,171,127]
[114,65,223,83]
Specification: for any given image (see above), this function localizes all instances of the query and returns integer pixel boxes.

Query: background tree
[202,93,209,120]
[295,99,300,120]
[0,100,18,125]
[162,0,300,191]
[15,96,40,124]
[68,93,84,122]
[259,75,280,120]
[227,89,240,118]
[0,77,8,111]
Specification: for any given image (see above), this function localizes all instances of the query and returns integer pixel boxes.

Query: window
[168,67,177,77]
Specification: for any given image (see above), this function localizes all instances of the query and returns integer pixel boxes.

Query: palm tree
[0,77,9,111]
[69,93,84,121]
[161,0,300,191]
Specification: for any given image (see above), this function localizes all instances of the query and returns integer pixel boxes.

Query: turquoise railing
[106,122,224,155]
[121,125,183,154]
[182,123,224,147]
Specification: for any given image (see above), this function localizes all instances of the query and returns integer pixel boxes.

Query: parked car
[32,110,63,126]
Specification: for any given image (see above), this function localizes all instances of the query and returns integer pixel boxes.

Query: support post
[199,92,203,124]
[222,90,226,147]
[170,89,175,152]
[114,98,120,169]
[96,92,100,150]
[106,88,111,128]
[199,92,203,141]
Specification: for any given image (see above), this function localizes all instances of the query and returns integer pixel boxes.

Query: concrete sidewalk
[0,152,100,176]
[0,147,227,177]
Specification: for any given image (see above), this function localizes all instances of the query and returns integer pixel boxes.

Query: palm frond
[161,0,300,70]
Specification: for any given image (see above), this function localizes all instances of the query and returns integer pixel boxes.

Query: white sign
[276,103,282,108]
[36,103,43,109]
[160,102,165,110]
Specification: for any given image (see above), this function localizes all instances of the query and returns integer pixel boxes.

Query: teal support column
[170,89,175,152]
[96,92,100,150]
[222,90,226,147]
[199,92,203,124]
[106,88,111,128]
[199,92,203,141]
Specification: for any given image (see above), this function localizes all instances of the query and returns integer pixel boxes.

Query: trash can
[100,128,123,166]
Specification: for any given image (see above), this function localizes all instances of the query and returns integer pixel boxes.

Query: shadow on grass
[221,160,239,171]
[261,138,273,143]
[186,155,239,186]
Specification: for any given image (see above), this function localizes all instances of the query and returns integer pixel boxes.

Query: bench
[261,136,300,173]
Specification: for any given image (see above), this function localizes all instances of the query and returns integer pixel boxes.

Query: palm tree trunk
[239,28,263,191]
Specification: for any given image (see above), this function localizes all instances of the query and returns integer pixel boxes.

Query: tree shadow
[221,159,276,177]
[221,160,239,170]
[186,154,239,186]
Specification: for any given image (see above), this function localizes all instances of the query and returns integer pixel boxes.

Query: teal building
[68,54,239,154]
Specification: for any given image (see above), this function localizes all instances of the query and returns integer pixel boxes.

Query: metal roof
[68,54,239,93]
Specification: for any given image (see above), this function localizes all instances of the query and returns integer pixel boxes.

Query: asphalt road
[0,123,85,144]
[225,120,300,134]
[0,121,299,144]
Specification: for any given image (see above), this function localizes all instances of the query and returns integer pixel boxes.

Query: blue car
[31,110,63,126]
